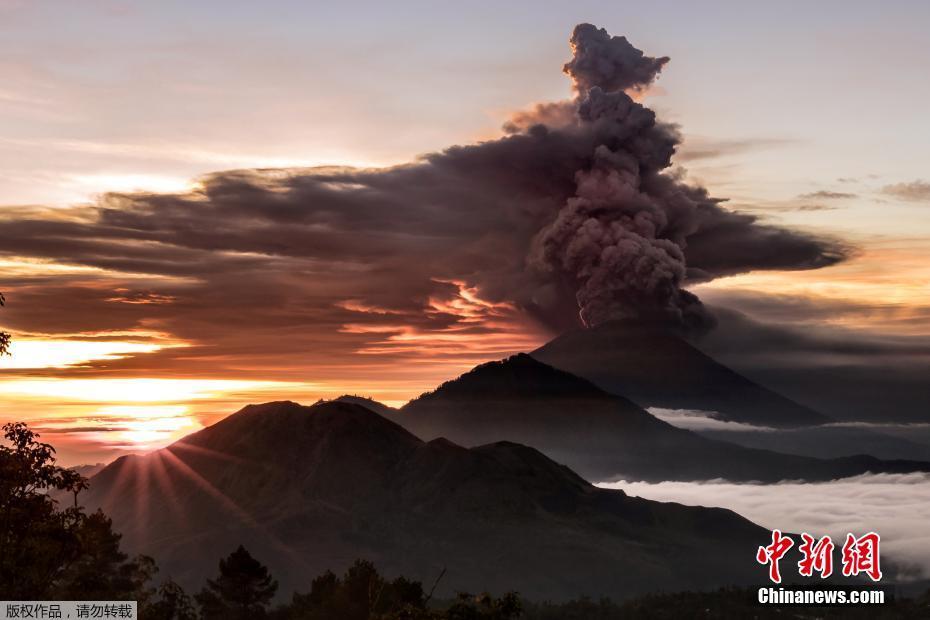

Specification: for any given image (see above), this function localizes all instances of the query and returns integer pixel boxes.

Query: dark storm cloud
[0,23,848,362]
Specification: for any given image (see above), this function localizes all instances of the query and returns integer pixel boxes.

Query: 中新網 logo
[756,529,881,583]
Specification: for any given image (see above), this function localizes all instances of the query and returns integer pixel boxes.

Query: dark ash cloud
[0,23,849,372]
[501,101,577,135]
[563,23,669,95]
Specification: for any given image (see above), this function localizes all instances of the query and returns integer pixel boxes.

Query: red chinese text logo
[798,533,834,578]
[756,529,794,583]
[757,530,881,583]
[841,532,882,582]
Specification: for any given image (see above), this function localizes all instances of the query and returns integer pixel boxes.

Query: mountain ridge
[395,354,930,483]
[81,400,769,601]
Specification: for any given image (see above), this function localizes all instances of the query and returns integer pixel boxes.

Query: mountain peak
[80,397,769,602]
[332,394,398,417]
[532,321,830,427]
[394,353,672,479]
[235,400,304,415]
[411,352,612,403]
[174,399,422,470]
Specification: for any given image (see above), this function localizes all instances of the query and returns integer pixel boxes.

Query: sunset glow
[696,240,930,334]
[2,2,929,470]
[0,378,299,403]
[0,339,163,370]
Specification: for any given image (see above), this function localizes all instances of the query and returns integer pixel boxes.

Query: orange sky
[2,4,930,465]
[3,235,928,465]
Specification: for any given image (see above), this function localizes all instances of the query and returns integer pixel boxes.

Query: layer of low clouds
[599,473,930,580]
[649,407,778,432]
[649,406,930,461]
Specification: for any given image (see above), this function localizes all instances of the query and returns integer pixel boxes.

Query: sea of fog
[597,472,930,580]
[648,407,930,461]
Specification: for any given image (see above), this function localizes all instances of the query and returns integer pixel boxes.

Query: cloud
[689,301,930,423]
[824,421,930,431]
[562,23,668,95]
[501,101,577,135]
[598,473,930,580]
[881,180,930,202]
[0,24,847,382]
[674,137,797,162]
[648,407,778,432]
[751,202,841,213]
[700,291,930,341]
[649,405,930,461]
[798,191,857,200]
[794,204,839,212]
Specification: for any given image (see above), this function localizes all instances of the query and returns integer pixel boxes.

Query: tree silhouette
[53,509,156,601]
[442,592,523,620]
[277,559,521,620]
[0,422,153,599]
[0,422,88,596]
[287,559,427,619]
[145,577,198,620]
[0,292,10,356]
[197,545,278,619]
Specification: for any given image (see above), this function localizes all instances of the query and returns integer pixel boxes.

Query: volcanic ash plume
[563,22,670,95]
[531,24,722,329]
[1,24,847,349]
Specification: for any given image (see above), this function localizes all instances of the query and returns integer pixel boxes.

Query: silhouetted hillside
[333,395,399,418]
[81,401,769,601]
[397,354,930,482]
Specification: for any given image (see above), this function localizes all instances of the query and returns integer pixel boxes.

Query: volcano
[81,400,769,600]
[532,321,830,428]
[395,354,930,482]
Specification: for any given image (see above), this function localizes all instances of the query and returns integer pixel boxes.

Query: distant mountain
[532,321,830,428]
[332,394,399,417]
[81,401,770,601]
[682,423,930,462]
[70,462,107,478]
[397,354,930,482]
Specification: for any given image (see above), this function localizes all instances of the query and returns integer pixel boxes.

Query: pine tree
[52,510,156,601]
[196,545,278,619]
